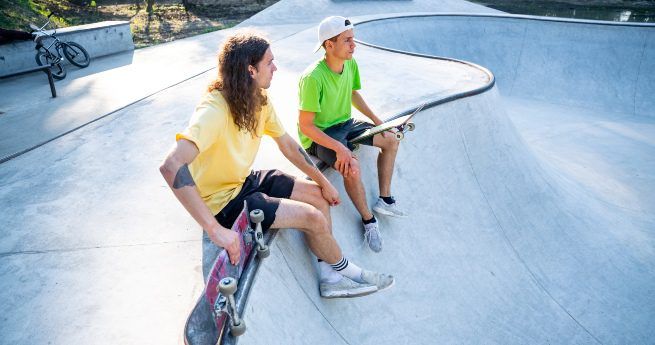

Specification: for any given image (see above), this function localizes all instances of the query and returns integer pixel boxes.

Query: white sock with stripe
[330,257,363,283]
[318,260,342,284]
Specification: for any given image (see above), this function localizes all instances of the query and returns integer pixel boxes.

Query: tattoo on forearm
[173,164,196,189]
[298,146,318,170]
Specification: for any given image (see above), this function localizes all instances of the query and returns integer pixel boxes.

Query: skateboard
[184,201,269,344]
[348,102,426,150]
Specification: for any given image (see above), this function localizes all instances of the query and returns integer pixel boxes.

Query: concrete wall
[0,21,133,76]
[355,14,655,117]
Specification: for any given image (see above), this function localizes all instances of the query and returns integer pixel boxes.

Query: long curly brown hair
[208,32,270,135]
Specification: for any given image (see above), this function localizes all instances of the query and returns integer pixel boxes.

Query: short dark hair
[321,35,339,49]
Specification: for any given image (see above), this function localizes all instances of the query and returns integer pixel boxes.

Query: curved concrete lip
[354,11,655,27]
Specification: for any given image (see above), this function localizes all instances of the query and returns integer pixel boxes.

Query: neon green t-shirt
[297,58,361,148]
[176,90,286,215]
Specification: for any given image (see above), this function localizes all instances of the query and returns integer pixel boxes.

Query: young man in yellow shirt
[299,17,407,253]
[160,32,393,298]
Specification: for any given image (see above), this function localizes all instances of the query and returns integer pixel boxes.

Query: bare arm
[159,139,241,264]
[298,110,357,177]
[298,110,344,152]
[352,90,383,125]
[274,133,340,205]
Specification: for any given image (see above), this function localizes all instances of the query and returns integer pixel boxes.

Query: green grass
[0,0,38,30]
[2,0,278,48]
[0,0,72,30]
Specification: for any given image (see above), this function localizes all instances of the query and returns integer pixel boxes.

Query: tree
[146,0,155,15]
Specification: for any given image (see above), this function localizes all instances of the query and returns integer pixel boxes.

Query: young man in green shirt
[160,32,393,298]
[298,17,407,253]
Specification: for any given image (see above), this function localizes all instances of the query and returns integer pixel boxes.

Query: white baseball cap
[313,16,354,53]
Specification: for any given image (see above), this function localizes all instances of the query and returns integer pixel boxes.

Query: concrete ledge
[0,21,133,77]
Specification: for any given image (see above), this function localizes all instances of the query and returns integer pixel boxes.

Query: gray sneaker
[372,197,408,218]
[363,221,382,253]
[319,276,378,299]
[360,270,395,292]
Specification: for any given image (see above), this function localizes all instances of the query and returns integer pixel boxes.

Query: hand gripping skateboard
[348,102,426,150]
[184,201,269,344]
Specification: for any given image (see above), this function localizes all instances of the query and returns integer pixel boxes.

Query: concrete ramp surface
[1,3,654,345]
[239,14,655,345]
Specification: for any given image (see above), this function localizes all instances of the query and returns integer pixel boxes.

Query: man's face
[327,29,355,60]
[251,47,276,89]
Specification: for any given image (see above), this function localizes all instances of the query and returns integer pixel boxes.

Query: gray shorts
[307,118,374,168]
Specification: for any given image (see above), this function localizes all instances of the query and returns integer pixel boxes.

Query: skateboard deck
[184,201,269,345]
[348,103,426,149]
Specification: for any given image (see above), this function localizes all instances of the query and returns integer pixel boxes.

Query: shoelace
[363,224,381,245]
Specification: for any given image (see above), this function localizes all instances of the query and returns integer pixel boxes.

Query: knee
[313,189,330,211]
[343,158,361,180]
[305,208,329,234]
[306,182,329,209]
[383,135,399,151]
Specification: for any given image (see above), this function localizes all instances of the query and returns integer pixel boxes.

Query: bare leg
[270,183,341,263]
[338,158,374,220]
[288,179,332,231]
[373,132,400,197]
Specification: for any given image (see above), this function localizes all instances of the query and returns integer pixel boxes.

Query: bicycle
[30,12,91,80]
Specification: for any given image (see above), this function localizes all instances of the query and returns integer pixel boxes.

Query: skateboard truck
[249,209,270,258]
[394,121,415,141]
[218,277,246,336]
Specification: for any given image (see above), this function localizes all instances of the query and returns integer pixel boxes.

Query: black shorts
[307,118,375,168]
[215,170,295,231]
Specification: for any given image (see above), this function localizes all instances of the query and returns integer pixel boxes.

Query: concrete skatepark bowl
[237,14,655,345]
[0,2,653,345]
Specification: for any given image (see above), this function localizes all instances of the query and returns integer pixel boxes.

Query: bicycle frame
[31,16,63,61]
[30,12,91,80]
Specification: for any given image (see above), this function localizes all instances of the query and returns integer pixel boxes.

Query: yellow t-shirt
[176,90,286,215]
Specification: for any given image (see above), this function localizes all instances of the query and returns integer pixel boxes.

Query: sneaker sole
[372,206,408,218]
[320,285,378,299]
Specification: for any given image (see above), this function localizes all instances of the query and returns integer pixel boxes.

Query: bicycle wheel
[35,51,66,80]
[62,42,90,68]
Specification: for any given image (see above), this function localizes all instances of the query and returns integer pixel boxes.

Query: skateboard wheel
[249,209,264,224]
[257,244,270,259]
[230,320,246,336]
[219,277,237,296]
[407,123,415,131]
[395,132,404,141]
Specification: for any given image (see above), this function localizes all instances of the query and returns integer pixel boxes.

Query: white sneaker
[360,270,395,292]
[372,197,408,218]
[363,221,383,253]
[319,276,378,299]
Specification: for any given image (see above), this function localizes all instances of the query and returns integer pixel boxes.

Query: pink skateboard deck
[204,201,268,341]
